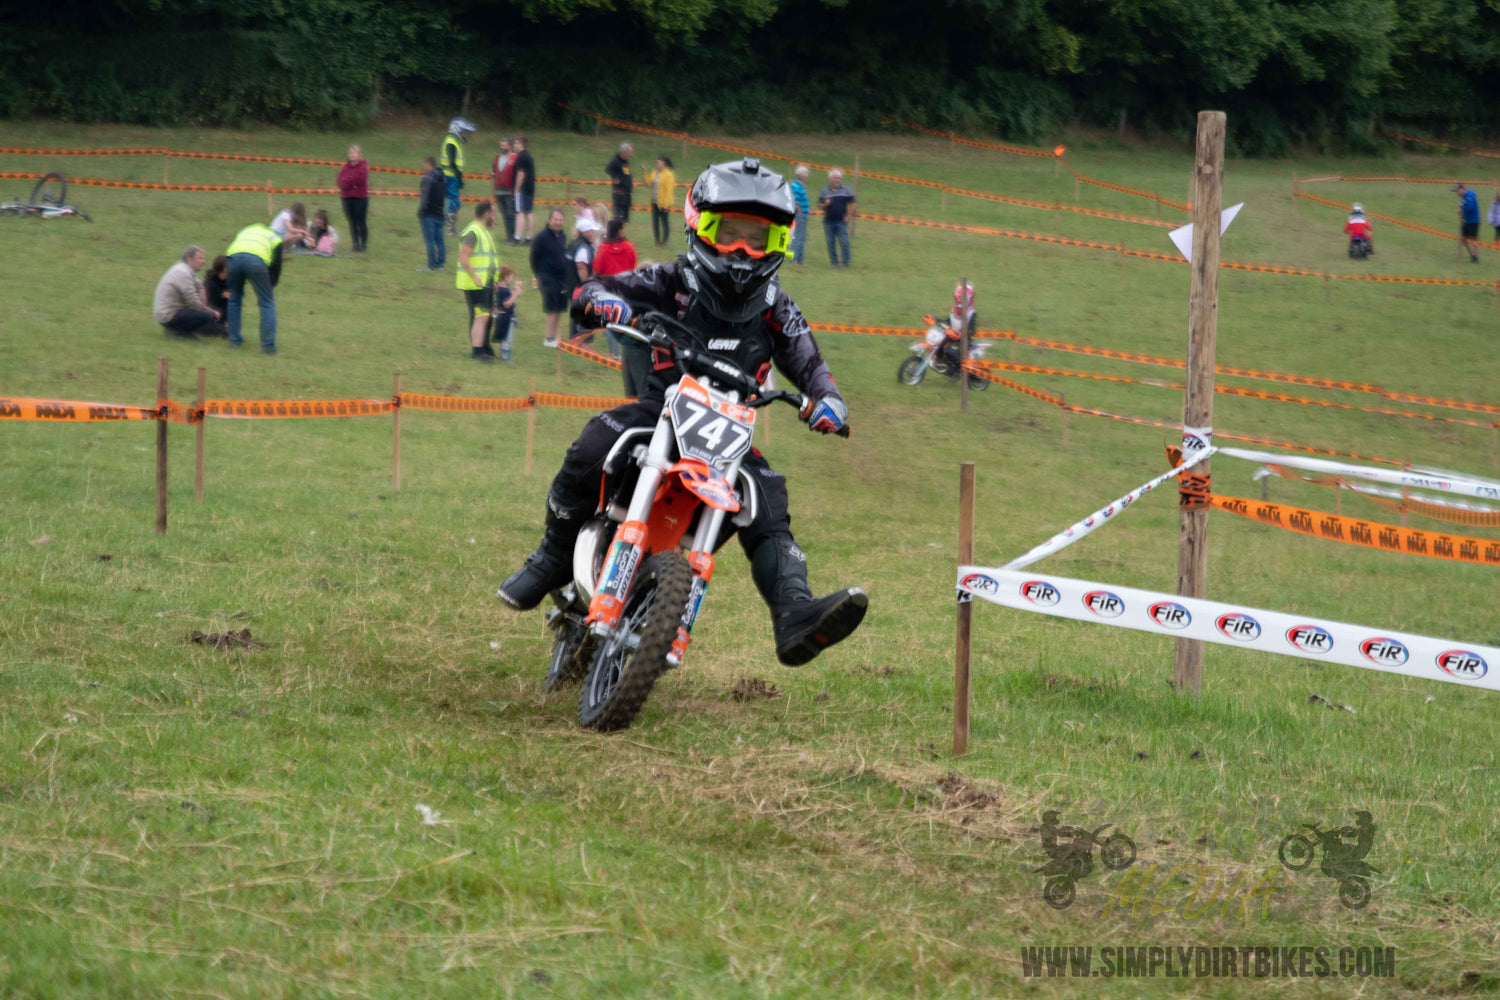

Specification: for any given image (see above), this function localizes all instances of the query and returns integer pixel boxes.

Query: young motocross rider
[498,158,867,666]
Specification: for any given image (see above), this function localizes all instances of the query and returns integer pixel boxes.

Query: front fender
[668,458,740,512]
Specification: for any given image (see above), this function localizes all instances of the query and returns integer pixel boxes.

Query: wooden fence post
[1174,110,1226,697]
[851,153,860,239]
[163,154,169,185]
[954,461,975,756]
[194,366,205,503]
[155,357,169,535]
[959,276,970,414]
[392,372,402,493]
[266,179,273,219]
[525,377,536,477]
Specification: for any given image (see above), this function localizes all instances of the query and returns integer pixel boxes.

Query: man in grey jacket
[153,246,222,338]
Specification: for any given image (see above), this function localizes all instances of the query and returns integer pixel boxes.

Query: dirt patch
[937,772,1001,810]
[187,629,267,650]
[729,677,781,702]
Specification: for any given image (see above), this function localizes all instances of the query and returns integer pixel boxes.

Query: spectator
[594,219,637,357]
[457,201,501,363]
[648,155,675,247]
[225,221,302,353]
[790,165,811,264]
[492,264,522,364]
[529,207,570,348]
[572,195,597,229]
[337,144,369,253]
[1455,182,1481,262]
[1489,191,1500,248]
[492,138,517,243]
[512,135,536,244]
[309,209,339,256]
[442,117,477,236]
[270,202,307,241]
[418,155,446,272]
[153,245,222,339]
[606,141,634,222]
[203,254,230,323]
[818,169,856,268]
[566,216,601,342]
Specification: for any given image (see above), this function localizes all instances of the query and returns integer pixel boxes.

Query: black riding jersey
[572,259,841,403]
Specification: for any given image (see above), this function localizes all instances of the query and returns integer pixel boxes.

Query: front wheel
[31,172,66,208]
[967,372,989,391]
[1278,833,1316,871]
[543,615,594,692]
[577,551,692,731]
[1338,876,1370,910]
[1100,833,1136,871]
[1043,876,1076,910]
[897,357,926,386]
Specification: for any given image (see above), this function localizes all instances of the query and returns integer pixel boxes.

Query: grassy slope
[1,121,1498,998]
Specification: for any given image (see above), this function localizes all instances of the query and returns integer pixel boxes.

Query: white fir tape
[1003,448,1216,571]
[957,567,1498,691]
[1221,448,1500,502]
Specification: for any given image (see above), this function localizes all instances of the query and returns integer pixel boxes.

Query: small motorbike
[1278,822,1378,909]
[542,311,849,731]
[898,322,990,390]
[1348,237,1373,260]
[1037,824,1137,909]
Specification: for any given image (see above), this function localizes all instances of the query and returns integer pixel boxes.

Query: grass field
[2,118,1499,998]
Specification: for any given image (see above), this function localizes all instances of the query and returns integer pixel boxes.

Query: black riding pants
[547,398,793,560]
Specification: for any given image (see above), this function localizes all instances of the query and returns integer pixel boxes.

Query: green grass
[2,118,1499,998]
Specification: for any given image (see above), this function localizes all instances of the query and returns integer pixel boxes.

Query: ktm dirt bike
[542,311,849,731]
[898,321,990,390]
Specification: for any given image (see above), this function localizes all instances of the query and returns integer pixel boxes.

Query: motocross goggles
[689,209,792,259]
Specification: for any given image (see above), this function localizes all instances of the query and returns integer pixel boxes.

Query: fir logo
[1286,625,1334,655]
[1436,649,1489,679]
[1359,637,1409,666]
[1215,613,1262,642]
[1148,602,1192,630]
[1021,581,1061,607]
[1083,591,1125,618]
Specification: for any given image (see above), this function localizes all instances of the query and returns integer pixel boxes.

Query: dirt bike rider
[497,157,868,667]
[1344,203,1374,255]
[1322,810,1376,880]
[925,280,976,376]
[1038,810,1094,879]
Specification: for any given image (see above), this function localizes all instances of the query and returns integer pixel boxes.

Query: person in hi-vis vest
[224,221,304,353]
[442,118,477,236]
[456,201,501,363]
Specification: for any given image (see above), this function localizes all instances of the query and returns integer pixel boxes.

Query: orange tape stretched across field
[1294,188,1497,253]
[0,396,160,422]
[0,172,607,203]
[877,116,1064,159]
[1378,130,1500,160]
[0,154,618,186]
[1207,494,1500,566]
[558,336,623,371]
[1264,464,1500,529]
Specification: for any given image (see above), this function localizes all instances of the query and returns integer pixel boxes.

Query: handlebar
[603,318,851,438]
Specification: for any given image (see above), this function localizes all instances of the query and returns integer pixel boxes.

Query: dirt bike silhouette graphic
[1036,814,1137,909]
[1278,813,1379,909]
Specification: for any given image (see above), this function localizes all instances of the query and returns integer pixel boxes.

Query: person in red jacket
[337,145,370,253]
[592,219,639,358]
[1343,203,1374,258]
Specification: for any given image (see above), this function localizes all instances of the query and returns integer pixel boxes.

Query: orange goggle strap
[683,196,791,259]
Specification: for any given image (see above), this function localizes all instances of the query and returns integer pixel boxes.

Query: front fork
[668,502,729,666]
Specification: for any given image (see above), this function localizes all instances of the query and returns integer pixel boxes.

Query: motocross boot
[497,497,589,611]
[752,537,868,666]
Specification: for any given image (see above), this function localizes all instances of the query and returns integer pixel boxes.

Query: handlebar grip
[836,426,851,439]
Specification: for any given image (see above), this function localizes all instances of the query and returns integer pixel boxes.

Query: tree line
[3,0,1497,154]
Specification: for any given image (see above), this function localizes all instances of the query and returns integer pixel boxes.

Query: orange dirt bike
[542,311,850,731]
[897,317,990,389]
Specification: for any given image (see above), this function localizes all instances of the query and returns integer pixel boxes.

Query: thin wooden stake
[1060,392,1069,448]
[155,357,169,535]
[959,275,969,414]
[525,377,536,476]
[954,461,975,756]
[194,366,205,503]
[1174,110,1226,698]
[266,179,273,218]
[1492,426,1498,471]
[163,154,169,185]
[851,153,860,239]
[392,372,402,493]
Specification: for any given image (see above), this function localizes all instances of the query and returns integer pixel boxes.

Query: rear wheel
[897,357,926,386]
[577,552,692,731]
[31,172,66,208]
[967,372,989,391]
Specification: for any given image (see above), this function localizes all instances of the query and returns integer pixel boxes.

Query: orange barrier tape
[534,392,634,410]
[945,184,1174,228]
[809,322,923,338]
[0,396,159,422]
[878,116,1063,158]
[1295,188,1496,252]
[1207,494,1500,566]
[962,363,1407,465]
[1298,173,1495,187]
[203,398,394,418]
[1378,130,1500,160]
[1067,169,1189,212]
[558,336,624,371]
[397,393,531,413]
[1382,391,1500,416]
[0,172,615,203]
[1264,465,1500,529]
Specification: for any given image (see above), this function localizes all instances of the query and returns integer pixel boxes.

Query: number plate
[925,326,947,347]
[669,376,756,466]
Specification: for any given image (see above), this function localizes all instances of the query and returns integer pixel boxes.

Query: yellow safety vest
[226,224,279,264]
[456,220,497,290]
[442,135,463,178]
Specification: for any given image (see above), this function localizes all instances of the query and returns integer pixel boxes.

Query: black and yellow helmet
[681,158,796,322]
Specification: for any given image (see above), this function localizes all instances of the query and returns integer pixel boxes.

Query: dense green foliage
[4,0,1499,151]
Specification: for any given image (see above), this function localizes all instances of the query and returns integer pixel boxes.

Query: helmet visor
[694,210,791,259]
